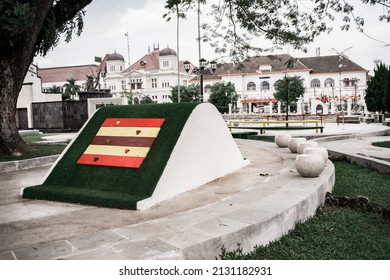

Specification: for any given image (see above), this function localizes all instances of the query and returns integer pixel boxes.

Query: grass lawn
[0,145,65,162]
[0,133,66,162]
[220,160,390,260]
[372,141,390,149]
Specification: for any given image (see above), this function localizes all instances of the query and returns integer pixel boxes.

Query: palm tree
[63,78,80,100]
[47,85,62,93]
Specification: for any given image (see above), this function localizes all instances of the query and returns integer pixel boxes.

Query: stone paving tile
[12,240,73,260]
[192,216,250,237]
[156,226,212,250]
[220,208,273,225]
[66,230,129,252]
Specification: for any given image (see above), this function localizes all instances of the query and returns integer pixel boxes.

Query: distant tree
[274,76,305,105]
[140,95,154,104]
[120,91,134,105]
[365,62,390,113]
[208,82,237,114]
[170,84,200,102]
[47,85,62,93]
[274,76,305,126]
[63,78,80,100]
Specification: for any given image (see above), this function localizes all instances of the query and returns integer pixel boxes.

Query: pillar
[330,100,335,114]
[347,99,352,116]
[297,96,303,115]
[323,103,329,114]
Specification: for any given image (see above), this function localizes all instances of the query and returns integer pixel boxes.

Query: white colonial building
[195,54,368,114]
[98,46,194,103]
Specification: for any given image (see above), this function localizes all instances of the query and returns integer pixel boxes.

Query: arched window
[260,81,270,90]
[310,79,321,88]
[324,78,335,88]
[204,84,212,93]
[247,82,256,91]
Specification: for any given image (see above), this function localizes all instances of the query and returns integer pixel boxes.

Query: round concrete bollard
[297,141,319,154]
[303,147,329,164]
[288,137,307,153]
[275,134,292,148]
[295,154,325,177]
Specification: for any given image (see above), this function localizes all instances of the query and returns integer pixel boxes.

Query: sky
[34,0,390,74]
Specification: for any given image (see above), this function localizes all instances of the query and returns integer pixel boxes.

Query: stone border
[0,155,59,173]
[327,150,390,174]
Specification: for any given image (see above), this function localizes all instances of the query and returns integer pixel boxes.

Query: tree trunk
[0,0,93,156]
[0,60,32,156]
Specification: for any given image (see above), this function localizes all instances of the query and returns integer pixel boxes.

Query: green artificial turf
[23,103,199,209]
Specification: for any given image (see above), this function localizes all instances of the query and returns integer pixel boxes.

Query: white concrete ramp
[137,103,249,210]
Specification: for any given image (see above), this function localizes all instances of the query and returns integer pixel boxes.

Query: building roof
[191,62,234,82]
[194,54,367,82]
[106,52,125,61]
[198,54,308,82]
[38,64,99,84]
[124,49,160,72]
[298,55,367,73]
[123,48,189,74]
[228,54,309,74]
[160,47,177,56]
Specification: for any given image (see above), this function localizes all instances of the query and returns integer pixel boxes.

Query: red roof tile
[38,65,99,83]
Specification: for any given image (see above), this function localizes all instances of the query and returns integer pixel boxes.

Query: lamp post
[225,91,234,114]
[330,47,352,111]
[125,32,132,94]
[183,59,217,101]
[354,83,358,111]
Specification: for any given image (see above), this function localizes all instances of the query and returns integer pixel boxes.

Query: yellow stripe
[96,127,161,137]
[84,145,150,157]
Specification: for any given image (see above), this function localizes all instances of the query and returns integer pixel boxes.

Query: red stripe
[77,154,145,168]
[91,136,156,147]
[101,118,165,127]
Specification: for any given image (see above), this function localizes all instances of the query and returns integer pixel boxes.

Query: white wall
[18,64,62,128]
[137,103,249,210]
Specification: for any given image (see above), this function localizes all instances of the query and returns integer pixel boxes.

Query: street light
[125,32,132,94]
[330,47,352,110]
[183,59,217,101]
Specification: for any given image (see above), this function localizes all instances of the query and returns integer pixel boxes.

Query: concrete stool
[288,137,307,153]
[275,134,292,148]
[295,154,325,177]
[297,141,318,154]
[303,147,329,164]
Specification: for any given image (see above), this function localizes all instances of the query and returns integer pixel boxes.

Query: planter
[303,147,329,163]
[288,137,307,153]
[275,134,292,148]
[295,154,325,177]
[297,141,319,154]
